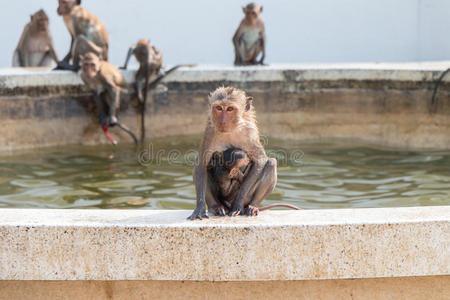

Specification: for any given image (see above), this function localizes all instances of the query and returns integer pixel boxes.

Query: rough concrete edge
[1,62,450,88]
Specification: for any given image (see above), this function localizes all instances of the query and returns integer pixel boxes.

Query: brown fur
[188,87,277,219]
[232,3,266,65]
[56,0,109,70]
[12,9,58,67]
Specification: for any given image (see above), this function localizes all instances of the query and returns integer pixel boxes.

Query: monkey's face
[57,0,76,15]
[82,61,99,79]
[244,8,261,24]
[212,103,240,133]
[36,18,49,32]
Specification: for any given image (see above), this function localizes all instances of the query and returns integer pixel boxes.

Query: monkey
[121,39,196,143]
[55,0,109,71]
[12,9,59,67]
[188,87,278,219]
[207,147,301,216]
[80,52,138,145]
[232,3,266,66]
[208,147,253,209]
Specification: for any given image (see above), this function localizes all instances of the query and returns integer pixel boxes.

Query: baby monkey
[208,147,252,215]
[232,2,266,65]
[208,147,300,217]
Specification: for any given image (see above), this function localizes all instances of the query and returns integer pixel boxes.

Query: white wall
[1,0,450,68]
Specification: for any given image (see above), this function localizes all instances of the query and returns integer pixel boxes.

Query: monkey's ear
[30,15,33,21]
[245,96,253,111]
[260,6,263,13]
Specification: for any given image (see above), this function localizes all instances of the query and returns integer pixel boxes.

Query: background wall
[1,0,450,68]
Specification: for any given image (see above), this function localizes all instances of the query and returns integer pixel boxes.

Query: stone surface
[0,207,448,281]
[0,63,449,151]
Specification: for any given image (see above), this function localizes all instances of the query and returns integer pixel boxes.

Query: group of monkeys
[12,0,300,218]
[12,1,267,144]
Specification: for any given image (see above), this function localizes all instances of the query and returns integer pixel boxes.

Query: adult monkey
[80,52,138,145]
[188,87,277,220]
[121,39,196,143]
[56,0,108,71]
[232,3,266,66]
[12,9,59,67]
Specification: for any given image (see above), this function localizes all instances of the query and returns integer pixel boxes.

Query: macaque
[121,40,196,143]
[12,9,58,67]
[208,147,252,214]
[56,0,109,71]
[80,52,138,145]
[188,87,277,219]
[232,3,266,66]
[207,147,301,216]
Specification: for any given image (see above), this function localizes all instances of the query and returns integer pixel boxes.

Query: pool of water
[0,136,449,209]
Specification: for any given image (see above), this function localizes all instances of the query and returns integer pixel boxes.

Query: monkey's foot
[229,206,244,217]
[187,208,209,220]
[245,205,259,216]
[215,206,228,216]
[54,61,78,72]
[109,116,118,126]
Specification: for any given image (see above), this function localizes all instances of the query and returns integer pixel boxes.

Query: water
[0,136,449,209]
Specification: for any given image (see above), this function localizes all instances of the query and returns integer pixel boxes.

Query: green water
[0,136,449,209]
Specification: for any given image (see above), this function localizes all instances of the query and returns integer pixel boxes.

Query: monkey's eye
[227,107,234,112]
[216,106,223,111]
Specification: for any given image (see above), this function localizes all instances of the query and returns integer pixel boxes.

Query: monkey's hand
[187,207,209,220]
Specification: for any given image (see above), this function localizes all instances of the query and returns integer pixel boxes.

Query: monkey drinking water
[232,3,266,66]
[12,9,58,67]
[80,52,138,145]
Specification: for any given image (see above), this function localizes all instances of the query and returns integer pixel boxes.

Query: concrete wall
[1,62,450,151]
[2,0,450,68]
[0,207,449,299]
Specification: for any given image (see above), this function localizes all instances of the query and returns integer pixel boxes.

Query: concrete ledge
[1,63,450,151]
[2,62,450,88]
[0,206,448,281]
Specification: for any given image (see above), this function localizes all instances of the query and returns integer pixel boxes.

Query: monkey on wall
[56,0,109,71]
[188,87,278,219]
[80,52,138,145]
[12,9,59,67]
[232,3,266,66]
[121,40,196,143]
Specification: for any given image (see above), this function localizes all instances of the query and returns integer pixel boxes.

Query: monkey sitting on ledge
[12,9,59,67]
[188,87,299,220]
[232,2,266,66]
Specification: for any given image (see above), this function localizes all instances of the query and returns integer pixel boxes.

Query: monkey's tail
[116,122,139,145]
[258,203,302,211]
[431,67,450,112]
[147,64,196,90]
[141,66,150,144]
